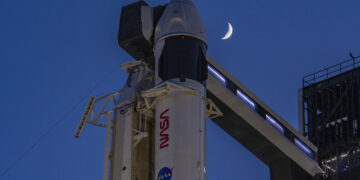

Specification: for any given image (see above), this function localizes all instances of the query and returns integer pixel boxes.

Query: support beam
[103,114,112,180]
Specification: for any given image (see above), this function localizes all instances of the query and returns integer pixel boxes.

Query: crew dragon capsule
[118,0,208,179]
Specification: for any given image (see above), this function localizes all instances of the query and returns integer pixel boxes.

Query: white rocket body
[155,80,206,180]
[153,0,208,179]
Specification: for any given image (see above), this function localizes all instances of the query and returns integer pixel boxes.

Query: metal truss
[205,98,223,119]
[141,80,222,119]
[74,90,134,138]
[141,80,198,109]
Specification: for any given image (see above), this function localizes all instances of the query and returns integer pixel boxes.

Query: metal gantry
[301,56,360,179]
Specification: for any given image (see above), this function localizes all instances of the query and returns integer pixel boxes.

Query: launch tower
[300,56,360,179]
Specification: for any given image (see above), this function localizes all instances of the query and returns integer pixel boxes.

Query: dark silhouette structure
[300,55,360,180]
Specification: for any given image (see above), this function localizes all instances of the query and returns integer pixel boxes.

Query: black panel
[117,1,155,68]
[226,80,237,94]
[256,106,267,119]
[158,36,208,83]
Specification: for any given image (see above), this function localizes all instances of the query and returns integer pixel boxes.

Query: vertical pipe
[298,89,305,136]
[103,113,112,180]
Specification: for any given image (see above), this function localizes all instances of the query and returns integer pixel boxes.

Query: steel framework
[301,56,360,180]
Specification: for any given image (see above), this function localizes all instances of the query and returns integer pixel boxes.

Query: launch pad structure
[74,0,325,180]
[300,56,360,179]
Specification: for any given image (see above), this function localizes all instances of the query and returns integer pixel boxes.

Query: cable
[0,62,122,178]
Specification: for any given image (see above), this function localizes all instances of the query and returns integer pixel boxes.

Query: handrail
[303,56,360,87]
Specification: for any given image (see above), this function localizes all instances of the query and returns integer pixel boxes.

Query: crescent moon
[221,22,233,40]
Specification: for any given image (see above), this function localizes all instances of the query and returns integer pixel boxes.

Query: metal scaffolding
[301,56,360,180]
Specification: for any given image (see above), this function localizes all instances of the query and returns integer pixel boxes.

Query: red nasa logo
[160,108,169,149]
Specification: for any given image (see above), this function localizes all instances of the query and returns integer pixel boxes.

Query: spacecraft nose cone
[155,0,207,44]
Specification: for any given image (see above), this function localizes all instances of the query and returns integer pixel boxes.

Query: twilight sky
[1,0,360,179]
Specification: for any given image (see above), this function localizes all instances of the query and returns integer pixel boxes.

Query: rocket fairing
[153,0,208,179]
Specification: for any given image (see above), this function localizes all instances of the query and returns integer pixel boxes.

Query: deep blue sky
[1,0,359,179]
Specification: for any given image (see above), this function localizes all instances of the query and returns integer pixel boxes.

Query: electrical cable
[0,62,122,178]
